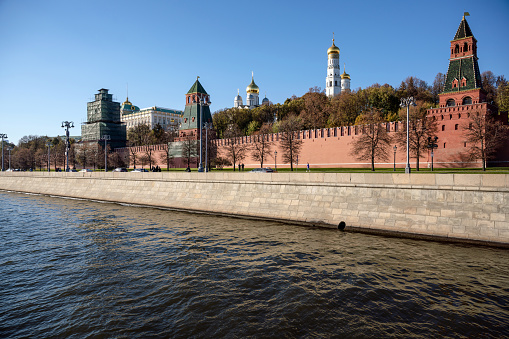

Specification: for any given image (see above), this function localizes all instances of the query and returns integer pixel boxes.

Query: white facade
[233,73,268,109]
[121,98,183,131]
[326,38,341,98]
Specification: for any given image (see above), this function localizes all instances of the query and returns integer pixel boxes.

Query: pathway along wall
[0,172,508,246]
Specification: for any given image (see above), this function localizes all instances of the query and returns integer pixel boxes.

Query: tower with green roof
[178,78,212,139]
[439,13,486,107]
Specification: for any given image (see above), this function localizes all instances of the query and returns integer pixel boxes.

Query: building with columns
[325,35,350,97]
[120,98,183,132]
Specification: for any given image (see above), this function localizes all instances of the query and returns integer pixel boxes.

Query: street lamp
[393,145,397,171]
[193,92,211,172]
[204,122,213,172]
[0,133,7,171]
[61,121,74,171]
[400,97,416,174]
[46,142,52,172]
[102,135,111,172]
[274,151,277,171]
[427,136,439,171]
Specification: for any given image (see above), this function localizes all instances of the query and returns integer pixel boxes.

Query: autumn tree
[300,90,328,130]
[251,124,273,168]
[349,109,392,171]
[395,101,438,171]
[279,114,303,171]
[223,124,248,171]
[431,72,446,105]
[127,124,152,146]
[462,110,509,171]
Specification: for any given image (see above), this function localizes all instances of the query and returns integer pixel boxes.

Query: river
[0,191,508,338]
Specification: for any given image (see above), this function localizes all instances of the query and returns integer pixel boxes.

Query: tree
[431,72,446,105]
[481,71,497,104]
[349,109,392,171]
[496,77,509,111]
[128,141,138,169]
[181,136,198,169]
[160,144,174,170]
[462,110,509,171]
[300,91,328,130]
[251,124,273,168]
[395,101,438,171]
[127,124,152,146]
[279,114,303,171]
[223,124,248,171]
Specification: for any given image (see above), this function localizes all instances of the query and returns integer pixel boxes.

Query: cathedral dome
[262,96,269,105]
[123,97,132,106]
[246,76,259,94]
[340,70,350,79]
[327,40,340,55]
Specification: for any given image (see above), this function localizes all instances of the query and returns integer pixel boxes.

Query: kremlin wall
[113,15,509,170]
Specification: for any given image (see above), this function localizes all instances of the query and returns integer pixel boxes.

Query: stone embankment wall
[0,172,508,246]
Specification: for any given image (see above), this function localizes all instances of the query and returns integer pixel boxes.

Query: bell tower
[326,33,341,98]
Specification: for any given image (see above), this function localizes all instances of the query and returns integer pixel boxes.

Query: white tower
[234,89,243,108]
[246,72,259,108]
[341,64,351,92]
[326,34,341,98]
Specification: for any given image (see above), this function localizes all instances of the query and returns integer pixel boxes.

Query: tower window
[446,99,456,107]
[454,44,459,53]
[443,143,446,148]
[335,81,337,86]
[462,97,472,105]
[442,125,445,131]
[455,124,458,130]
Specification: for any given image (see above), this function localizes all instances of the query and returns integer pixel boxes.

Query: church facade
[234,73,270,109]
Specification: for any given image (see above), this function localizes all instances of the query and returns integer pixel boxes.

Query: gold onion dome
[327,39,340,55]
[246,76,259,93]
[340,70,350,79]
[123,97,132,106]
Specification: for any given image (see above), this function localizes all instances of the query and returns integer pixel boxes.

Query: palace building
[120,98,183,132]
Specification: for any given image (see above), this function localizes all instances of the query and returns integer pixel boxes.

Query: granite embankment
[1,172,508,246]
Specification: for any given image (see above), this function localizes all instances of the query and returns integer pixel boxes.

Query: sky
[0,0,508,145]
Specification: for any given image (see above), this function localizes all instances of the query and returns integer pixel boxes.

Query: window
[455,124,459,130]
[464,142,467,147]
[443,143,446,148]
[442,125,445,131]
[446,99,455,107]
[454,44,459,53]
[462,97,472,105]
[449,114,453,120]
[335,81,337,86]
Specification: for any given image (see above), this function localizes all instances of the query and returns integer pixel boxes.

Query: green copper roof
[442,57,482,94]
[187,79,208,95]
[453,17,473,40]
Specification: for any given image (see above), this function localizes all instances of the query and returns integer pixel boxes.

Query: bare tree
[279,114,303,171]
[462,110,509,171]
[395,102,438,171]
[251,124,273,168]
[349,109,392,171]
[160,144,174,170]
[223,124,248,171]
[181,136,198,169]
[128,141,138,169]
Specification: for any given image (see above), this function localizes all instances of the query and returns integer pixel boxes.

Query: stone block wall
[0,172,507,246]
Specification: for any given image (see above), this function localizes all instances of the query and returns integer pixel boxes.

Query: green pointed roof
[187,79,208,95]
[453,16,474,40]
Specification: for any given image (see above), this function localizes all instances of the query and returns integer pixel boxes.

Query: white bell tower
[326,33,341,98]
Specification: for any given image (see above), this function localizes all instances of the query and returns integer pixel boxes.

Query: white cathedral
[326,35,350,97]
[234,72,270,109]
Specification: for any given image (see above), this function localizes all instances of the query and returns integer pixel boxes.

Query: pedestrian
[307,162,310,172]
[241,163,244,171]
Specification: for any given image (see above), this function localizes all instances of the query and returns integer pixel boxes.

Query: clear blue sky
[1,0,508,145]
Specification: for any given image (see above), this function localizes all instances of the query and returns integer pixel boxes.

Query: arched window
[454,44,459,53]
[446,99,455,107]
[455,124,459,130]
[463,42,468,53]
[462,97,472,105]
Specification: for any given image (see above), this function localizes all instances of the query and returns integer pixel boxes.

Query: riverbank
[0,172,508,247]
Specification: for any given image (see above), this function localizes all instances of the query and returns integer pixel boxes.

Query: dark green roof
[443,57,482,94]
[453,17,473,40]
[187,79,208,95]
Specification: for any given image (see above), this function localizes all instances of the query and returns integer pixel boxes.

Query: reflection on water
[0,191,508,338]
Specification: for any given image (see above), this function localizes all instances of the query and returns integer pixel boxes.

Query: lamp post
[102,135,110,172]
[427,136,439,171]
[46,142,52,172]
[400,97,416,174]
[204,122,213,172]
[194,94,211,172]
[274,151,277,171]
[0,133,7,171]
[393,145,397,171]
[61,121,74,171]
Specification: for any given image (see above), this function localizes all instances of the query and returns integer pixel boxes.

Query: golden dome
[246,75,259,94]
[328,39,340,56]
[123,97,132,106]
[340,70,350,79]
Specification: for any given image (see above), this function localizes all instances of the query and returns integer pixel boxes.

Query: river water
[0,191,508,338]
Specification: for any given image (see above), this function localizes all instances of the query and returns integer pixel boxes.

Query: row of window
[446,97,472,107]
